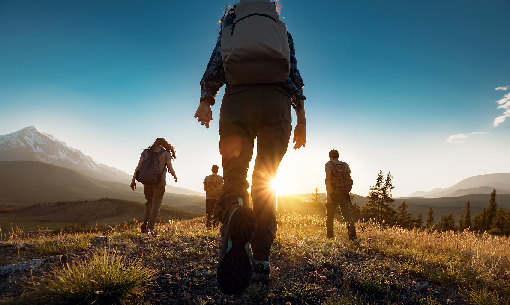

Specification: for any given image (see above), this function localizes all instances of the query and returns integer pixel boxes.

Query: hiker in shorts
[325,149,357,241]
[194,0,306,295]
[130,138,178,234]
[204,165,224,228]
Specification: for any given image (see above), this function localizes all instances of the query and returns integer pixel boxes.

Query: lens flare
[271,177,281,195]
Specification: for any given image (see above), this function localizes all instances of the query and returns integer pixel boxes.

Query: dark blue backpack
[136,149,166,185]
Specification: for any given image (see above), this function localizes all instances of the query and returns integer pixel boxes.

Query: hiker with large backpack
[204,165,224,229]
[325,149,357,241]
[130,138,177,234]
[194,0,306,295]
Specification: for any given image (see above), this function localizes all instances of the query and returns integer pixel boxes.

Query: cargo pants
[143,179,166,231]
[326,192,357,240]
[206,198,218,228]
[215,83,292,261]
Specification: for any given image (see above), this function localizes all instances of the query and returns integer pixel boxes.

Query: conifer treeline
[350,172,510,235]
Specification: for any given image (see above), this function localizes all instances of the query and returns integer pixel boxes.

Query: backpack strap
[327,161,339,177]
[231,13,277,35]
[156,149,166,157]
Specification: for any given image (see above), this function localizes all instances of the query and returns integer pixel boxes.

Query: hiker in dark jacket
[130,138,177,233]
[194,0,306,295]
[325,149,357,240]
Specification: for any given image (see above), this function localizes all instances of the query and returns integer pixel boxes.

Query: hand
[194,99,213,128]
[130,181,136,191]
[293,122,306,149]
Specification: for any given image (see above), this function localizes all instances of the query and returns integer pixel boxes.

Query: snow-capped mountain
[0,126,131,183]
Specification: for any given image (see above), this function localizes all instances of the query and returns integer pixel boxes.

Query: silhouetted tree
[486,189,498,229]
[363,171,396,224]
[437,214,456,231]
[490,208,508,235]
[464,201,471,229]
[395,200,413,229]
[426,207,434,229]
[413,213,423,229]
[472,190,499,232]
[309,187,322,208]
[472,210,485,231]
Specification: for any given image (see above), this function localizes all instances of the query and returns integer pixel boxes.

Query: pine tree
[464,201,471,229]
[490,208,507,235]
[472,191,499,233]
[363,170,396,224]
[459,212,465,230]
[413,213,423,229]
[486,189,498,230]
[426,207,434,229]
[363,171,384,221]
[472,211,485,231]
[437,214,455,231]
[309,187,322,207]
[396,200,413,229]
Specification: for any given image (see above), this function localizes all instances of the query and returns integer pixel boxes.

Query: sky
[0,0,509,197]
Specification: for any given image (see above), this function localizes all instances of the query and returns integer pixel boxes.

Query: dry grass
[1,214,509,304]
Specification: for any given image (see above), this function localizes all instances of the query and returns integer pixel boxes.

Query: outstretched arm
[293,99,306,150]
[166,160,178,182]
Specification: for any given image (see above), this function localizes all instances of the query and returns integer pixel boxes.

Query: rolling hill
[0,161,205,214]
[408,173,510,198]
[0,198,199,232]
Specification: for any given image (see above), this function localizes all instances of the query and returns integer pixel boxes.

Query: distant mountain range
[0,126,201,196]
[0,161,205,214]
[407,173,510,198]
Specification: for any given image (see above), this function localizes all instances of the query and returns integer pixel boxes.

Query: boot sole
[217,205,256,295]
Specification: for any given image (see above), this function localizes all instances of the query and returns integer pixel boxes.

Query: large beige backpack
[220,0,290,85]
[328,160,353,193]
[206,175,221,197]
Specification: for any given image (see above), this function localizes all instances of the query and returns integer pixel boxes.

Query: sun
[271,176,283,195]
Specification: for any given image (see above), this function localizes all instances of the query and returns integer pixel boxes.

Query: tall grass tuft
[464,287,504,305]
[32,248,156,304]
[31,233,94,255]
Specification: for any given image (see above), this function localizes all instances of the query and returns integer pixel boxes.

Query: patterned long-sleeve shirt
[200,31,306,111]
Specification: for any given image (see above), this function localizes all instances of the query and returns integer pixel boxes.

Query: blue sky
[1,0,509,197]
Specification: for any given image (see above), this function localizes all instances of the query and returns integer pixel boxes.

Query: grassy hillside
[0,198,198,233]
[0,161,205,214]
[0,215,508,304]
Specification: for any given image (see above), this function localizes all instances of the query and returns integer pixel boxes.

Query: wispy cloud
[447,132,489,143]
[495,85,508,91]
[494,89,510,127]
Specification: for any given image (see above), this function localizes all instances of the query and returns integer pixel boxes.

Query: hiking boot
[140,221,148,233]
[252,260,270,284]
[217,203,256,295]
[214,180,250,222]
